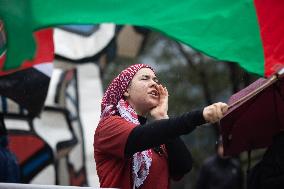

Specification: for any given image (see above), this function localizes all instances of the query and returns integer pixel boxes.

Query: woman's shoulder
[96,115,135,132]
[94,116,136,147]
[98,115,126,126]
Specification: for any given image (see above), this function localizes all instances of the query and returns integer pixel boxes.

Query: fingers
[161,86,169,97]
[203,102,228,123]
[164,86,169,96]
[158,85,169,106]
[220,103,228,114]
[203,106,213,123]
[215,104,223,120]
[157,84,169,97]
[150,84,169,120]
[216,102,228,119]
[157,84,163,95]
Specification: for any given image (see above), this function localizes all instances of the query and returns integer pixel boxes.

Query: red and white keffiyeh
[101,64,155,188]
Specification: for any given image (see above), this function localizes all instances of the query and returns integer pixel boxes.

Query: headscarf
[101,64,155,188]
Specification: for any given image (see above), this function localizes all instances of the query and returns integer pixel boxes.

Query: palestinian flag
[0,23,54,75]
[0,28,53,117]
[0,0,284,77]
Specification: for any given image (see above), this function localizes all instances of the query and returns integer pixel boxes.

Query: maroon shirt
[94,116,170,189]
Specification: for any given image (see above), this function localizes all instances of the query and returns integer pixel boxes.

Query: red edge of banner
[254,0,284,77]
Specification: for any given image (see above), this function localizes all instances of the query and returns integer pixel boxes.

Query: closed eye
[141,75,159,83]
[141,75,150,80]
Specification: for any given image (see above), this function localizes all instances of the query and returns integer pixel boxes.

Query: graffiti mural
[2,67,89,185]
[0,20,146,186]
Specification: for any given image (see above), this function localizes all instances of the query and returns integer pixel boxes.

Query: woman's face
[124,68,159,116]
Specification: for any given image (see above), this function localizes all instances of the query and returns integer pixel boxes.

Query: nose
[149,79,158,88]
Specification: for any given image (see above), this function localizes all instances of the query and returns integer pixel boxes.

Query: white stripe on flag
[34,62,53,77]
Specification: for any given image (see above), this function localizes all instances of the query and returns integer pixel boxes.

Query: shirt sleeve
[166,137,193,180]
[125,110,206,156]
[94,116,135,159]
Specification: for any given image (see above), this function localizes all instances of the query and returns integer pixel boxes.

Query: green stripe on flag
[0,0,36,69]
[0,0,265,75]
[0,46,5,55]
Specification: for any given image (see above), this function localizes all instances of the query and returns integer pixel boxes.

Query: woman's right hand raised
[150,84,169,120]
[203,102,228,123]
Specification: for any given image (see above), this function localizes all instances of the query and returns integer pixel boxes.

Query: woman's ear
[124,83,131,98]
[123,90,130,98]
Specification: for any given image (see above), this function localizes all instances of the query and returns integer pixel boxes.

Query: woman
[94,64,228,189]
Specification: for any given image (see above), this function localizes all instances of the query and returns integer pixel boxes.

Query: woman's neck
[127,101,148,117]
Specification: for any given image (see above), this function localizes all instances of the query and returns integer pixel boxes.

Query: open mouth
[148,90,159,97]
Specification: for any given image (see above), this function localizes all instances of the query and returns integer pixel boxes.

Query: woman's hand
[203,102,228,123]
[150,84,169,120]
